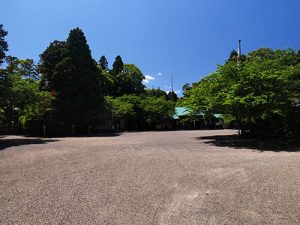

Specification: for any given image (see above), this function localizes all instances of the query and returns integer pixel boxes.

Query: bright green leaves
[105,94,175,125]
[180,48,300,137]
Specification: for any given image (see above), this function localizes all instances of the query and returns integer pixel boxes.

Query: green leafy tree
[182,83,191,94]
[228,49,238,62]
[105,95,136,119]
[167,91,178,102]
[143,88,168,99]
[18,82,54,133]
[140,96,175,124]
[118,64,145,95]
[180,48,300,138]
[98,65,114,96]
[0,56,53,132]
[110,58,145,96]
[39,40,66,90]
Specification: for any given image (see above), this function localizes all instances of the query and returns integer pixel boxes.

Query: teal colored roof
[173,107,199,119]
[174,107,191,117]
[173,107,223,119]
[214,114,223,119]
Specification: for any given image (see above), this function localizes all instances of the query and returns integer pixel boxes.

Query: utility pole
[237,40,242,61]
[170,74,174,101]
[171,74,174,93]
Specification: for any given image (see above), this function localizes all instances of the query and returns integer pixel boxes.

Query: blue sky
[2,0,300,95]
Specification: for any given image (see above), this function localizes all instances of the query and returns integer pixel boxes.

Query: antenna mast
[237,40,241,60]
[171,74,174,93]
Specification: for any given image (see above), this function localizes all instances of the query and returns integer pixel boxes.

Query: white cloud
[165,90,181,95]
[143,75,155,84]
[157,72,162,76]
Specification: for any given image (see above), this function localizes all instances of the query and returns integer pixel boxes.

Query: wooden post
[42,124,47,137]
[72,124,75,137]
[88,125,91,136]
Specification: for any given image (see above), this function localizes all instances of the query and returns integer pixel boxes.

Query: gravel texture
[0,130,300,225]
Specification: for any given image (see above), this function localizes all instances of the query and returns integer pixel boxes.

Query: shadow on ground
[0,138,59,151]
[197,135,300,152]
[37,132,122,138]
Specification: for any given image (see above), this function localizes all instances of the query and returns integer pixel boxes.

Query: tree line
[0,25,177,135]
[179,48,300,138]
[2,23,299,138]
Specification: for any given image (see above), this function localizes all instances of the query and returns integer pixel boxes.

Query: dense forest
[0,25,176,136]
[1,24,300,138]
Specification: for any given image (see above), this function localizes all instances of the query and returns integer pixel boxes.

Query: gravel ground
[0,130,300,225]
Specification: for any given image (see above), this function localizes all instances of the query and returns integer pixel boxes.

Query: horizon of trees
[0,25,177,135]
[1,23,300,139]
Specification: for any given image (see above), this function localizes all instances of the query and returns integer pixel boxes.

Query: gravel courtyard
[0,130,300,225]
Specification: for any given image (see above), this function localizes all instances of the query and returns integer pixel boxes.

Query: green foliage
[167,91,178,102]
[0,58,53,131]
[180,48,300,138]
[182,83,191,93]
[112,55,124,76]
[0,24,8,65]
[105,95,136,119]
[229,49,238,62]
[100,56,145,97]
[141,96,175,124]
[1,25,176,135]
[39,40,66,90]
[105,94,175,126]
[0,107,4,120]
[99,55,109,71]
[53,28,103,126]
[18,82,54,129]
[118,64,145,95]
[144,88,168,99]
[98,66,115,96]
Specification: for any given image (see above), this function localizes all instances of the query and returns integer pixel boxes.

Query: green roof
[173,107,223,119]
[214,114,223,119]
[174,107,191,118]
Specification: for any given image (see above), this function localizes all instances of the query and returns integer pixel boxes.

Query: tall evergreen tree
[228,49,238,62]
[110,55,124,96]
[54,28,102,127]
[0,24,9,120]
[112,55,124,75]
[0,24,8,65]
[99,55,109,71]
[167,91,178,102]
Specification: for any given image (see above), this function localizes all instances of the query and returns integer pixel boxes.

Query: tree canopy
[0,24,8,65]
[3,22,299,138]
[0,25,175,135]
[179,48,300,138]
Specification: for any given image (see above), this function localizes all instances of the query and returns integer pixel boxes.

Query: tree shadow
[0,138,59,151]
[196,135,300,152]
[20,131,122,138]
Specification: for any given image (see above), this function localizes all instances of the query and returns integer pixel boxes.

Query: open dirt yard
[0,130,300,225]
